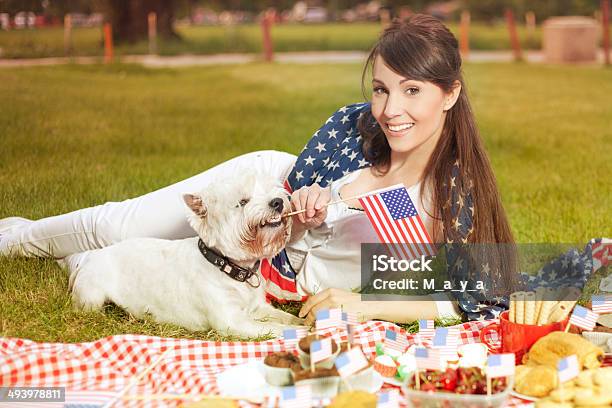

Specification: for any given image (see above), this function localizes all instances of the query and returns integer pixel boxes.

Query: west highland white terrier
[65,172,304,337]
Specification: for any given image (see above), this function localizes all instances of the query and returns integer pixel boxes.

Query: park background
[0,0,610,343]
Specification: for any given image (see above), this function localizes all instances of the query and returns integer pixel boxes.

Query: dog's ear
[183,193,207,218]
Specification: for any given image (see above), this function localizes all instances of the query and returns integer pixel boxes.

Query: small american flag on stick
[569,305,599,331]
[592,294,612,314]
[358,184,435,261]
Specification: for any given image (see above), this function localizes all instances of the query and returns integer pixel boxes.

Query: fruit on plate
[407,367,508,394]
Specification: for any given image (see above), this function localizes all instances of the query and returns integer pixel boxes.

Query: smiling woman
[0,16,554,332]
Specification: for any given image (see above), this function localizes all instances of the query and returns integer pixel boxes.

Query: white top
[286,168,461,319]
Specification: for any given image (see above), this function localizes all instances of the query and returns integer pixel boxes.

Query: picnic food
[406,367,508,394]
[292,366,339,381]
[293,366,341,399]
[263,352,301,370]
[509,288,580,326]
[534,367,612,407]
[263,352,301,386]
[298,335,339,354]
[328,390,377,408]
[523,332,604,369]
[297,335,340,369]
[373,355,396,377]
[514,365,558,397]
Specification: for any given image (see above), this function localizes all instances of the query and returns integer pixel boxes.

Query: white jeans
[0,151,297,258]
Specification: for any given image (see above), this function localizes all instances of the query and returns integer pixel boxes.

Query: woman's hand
[298,288,369,326]
[290,183,331,230]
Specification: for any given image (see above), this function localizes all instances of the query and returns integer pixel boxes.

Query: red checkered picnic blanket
[0,319,535,408]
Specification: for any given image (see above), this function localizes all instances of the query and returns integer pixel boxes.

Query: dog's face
[183,172,292,262]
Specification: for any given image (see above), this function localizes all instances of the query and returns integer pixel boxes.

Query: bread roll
[523,332,604,370]
[515,365,558,397]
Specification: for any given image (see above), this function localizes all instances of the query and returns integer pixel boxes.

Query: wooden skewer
[102,348,172,408]
[284,193,368,218]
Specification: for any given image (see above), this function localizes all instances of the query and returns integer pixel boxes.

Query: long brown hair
[358,15,514,246]
[358,15,517,293]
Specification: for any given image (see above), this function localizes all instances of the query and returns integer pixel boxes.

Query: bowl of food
[263,351,302,386]
[297,335,341,369]
[402,367,513,408]
[338,364,377,392]
[292,366,341,399]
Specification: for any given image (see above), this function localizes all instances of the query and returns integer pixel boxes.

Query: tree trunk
[103,0,179,43]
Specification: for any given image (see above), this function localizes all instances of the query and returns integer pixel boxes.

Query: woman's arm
[298,288,444,325]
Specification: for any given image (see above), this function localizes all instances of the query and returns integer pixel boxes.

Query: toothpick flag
[486,354,516,378]
[283,328,308,350]
[415,347,443,371]
[557,355,580,383]
[310,338,333,364]
[592,294,612,314]
[418,319,435,339]
[315,308,343,331]
[334,347,369,377]
[569,305,599,331]
[279,384,312,408]
[384,329,409,353]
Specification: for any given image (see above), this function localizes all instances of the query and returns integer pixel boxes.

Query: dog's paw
[71,287,107,312]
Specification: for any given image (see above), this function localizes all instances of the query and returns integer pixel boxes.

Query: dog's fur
[65,172,304,337]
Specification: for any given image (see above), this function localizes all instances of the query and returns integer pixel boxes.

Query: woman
[0,15,513,325]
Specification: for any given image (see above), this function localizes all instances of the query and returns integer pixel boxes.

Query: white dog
[64,172,304,337]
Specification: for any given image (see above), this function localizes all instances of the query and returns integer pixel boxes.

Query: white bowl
[338,365,376,392]
[297,338,341,369]
[263,363,294,386]
[294,376,340,399]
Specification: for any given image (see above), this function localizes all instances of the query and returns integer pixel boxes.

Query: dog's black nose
[269,198,284,213]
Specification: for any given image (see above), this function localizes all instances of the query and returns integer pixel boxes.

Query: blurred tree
[95,0,180,42]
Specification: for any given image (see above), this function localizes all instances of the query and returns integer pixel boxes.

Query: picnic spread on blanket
[1,293,612,408]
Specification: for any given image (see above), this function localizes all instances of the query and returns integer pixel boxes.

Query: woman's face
[370,55,458,158]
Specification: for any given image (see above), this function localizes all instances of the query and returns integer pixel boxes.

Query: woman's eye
[238,198,249,207]
[373,87,387,95]
[405,87,420,96]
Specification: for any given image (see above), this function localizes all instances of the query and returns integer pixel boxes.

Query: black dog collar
[197,239,261,287]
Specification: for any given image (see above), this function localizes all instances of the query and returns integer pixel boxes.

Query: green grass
[0,22,551,59]
[0,62,610,343]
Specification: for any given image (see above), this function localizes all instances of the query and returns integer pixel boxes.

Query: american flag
[358,184,435,261]
[279,384,312,408]
[334,347,369,377]
[342,311,359,326]
[315,308,343,331]
[377,389,399,408]
[310,338,333,364]
[384,329,409,353]
[592,294,612,314]
[569,305,599,331]
[432,327,459,360]
[486,354,516,378]
[283,328,308,351]
[557,355,580,383]
[418,319,435,339]
[415,347,443,371]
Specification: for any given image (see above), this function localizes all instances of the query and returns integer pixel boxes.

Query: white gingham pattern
[0,320,547,408]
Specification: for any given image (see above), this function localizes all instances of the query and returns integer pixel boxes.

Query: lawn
[0,21,547,59]
[0,62,610,343]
